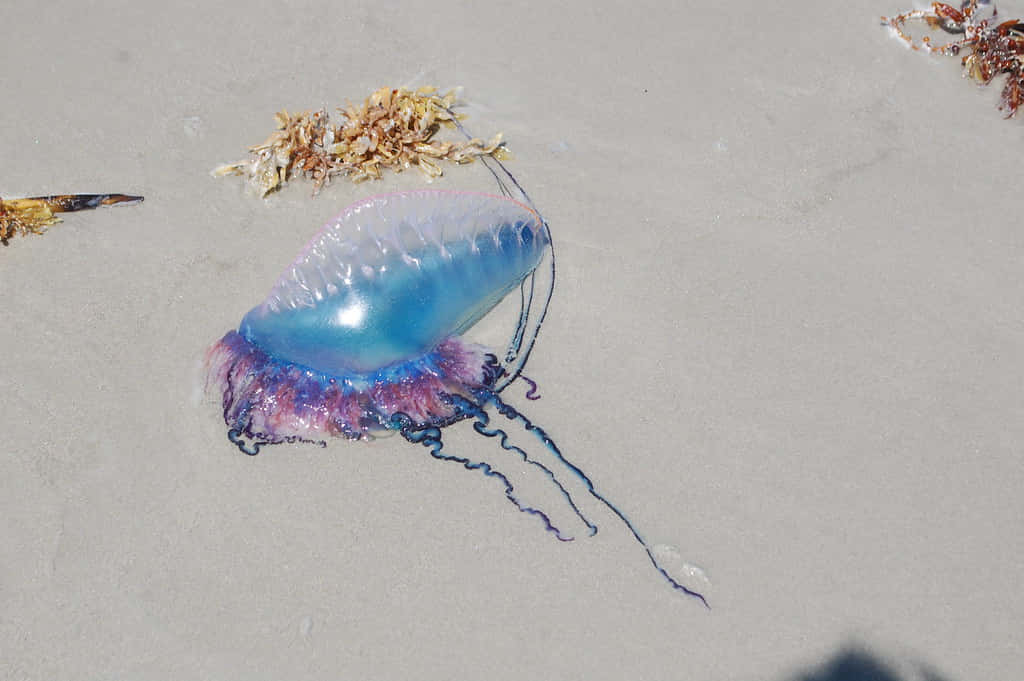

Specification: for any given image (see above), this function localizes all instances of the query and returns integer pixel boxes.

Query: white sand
[2,1,1022,679]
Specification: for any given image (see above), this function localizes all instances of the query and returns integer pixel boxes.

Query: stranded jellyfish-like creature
[205,159,707,605]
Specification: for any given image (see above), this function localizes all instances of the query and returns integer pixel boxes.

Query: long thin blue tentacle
[481,391,710,607]
[447,394,598,537]
[392,412,575,542]
[446,109,556,394]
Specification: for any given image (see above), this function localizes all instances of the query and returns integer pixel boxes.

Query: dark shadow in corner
[788,647,956,681]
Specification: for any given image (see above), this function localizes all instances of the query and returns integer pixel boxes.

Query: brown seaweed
[883,0,1024,117]
[0,194,143,246]
[214,87,507,197]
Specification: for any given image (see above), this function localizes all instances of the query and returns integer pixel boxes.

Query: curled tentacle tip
[519,374,541,400]
[227,429,262,456]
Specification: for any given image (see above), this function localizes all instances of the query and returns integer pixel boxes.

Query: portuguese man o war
[205,158,708,606]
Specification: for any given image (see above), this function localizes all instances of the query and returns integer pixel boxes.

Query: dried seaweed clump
[0,194,142,246]
[883,0,1024,117]
[214,87,508,196]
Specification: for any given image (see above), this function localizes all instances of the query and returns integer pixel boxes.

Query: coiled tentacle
[477,390,710,607]
[392,411,574,542]
[447,393,597,537]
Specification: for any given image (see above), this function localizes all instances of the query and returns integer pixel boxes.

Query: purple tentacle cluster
[206,330,492,448]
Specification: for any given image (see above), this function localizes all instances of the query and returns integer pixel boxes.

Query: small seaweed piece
[0,194,143,246]
[213,87,508,197]
[883,0,1024,117]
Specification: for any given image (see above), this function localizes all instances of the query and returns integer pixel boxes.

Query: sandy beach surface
[2,1,1022,679]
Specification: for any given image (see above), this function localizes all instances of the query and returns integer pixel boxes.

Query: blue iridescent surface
[239,192,549,375]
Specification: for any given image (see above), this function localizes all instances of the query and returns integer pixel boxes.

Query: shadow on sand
[788,647,956,681]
